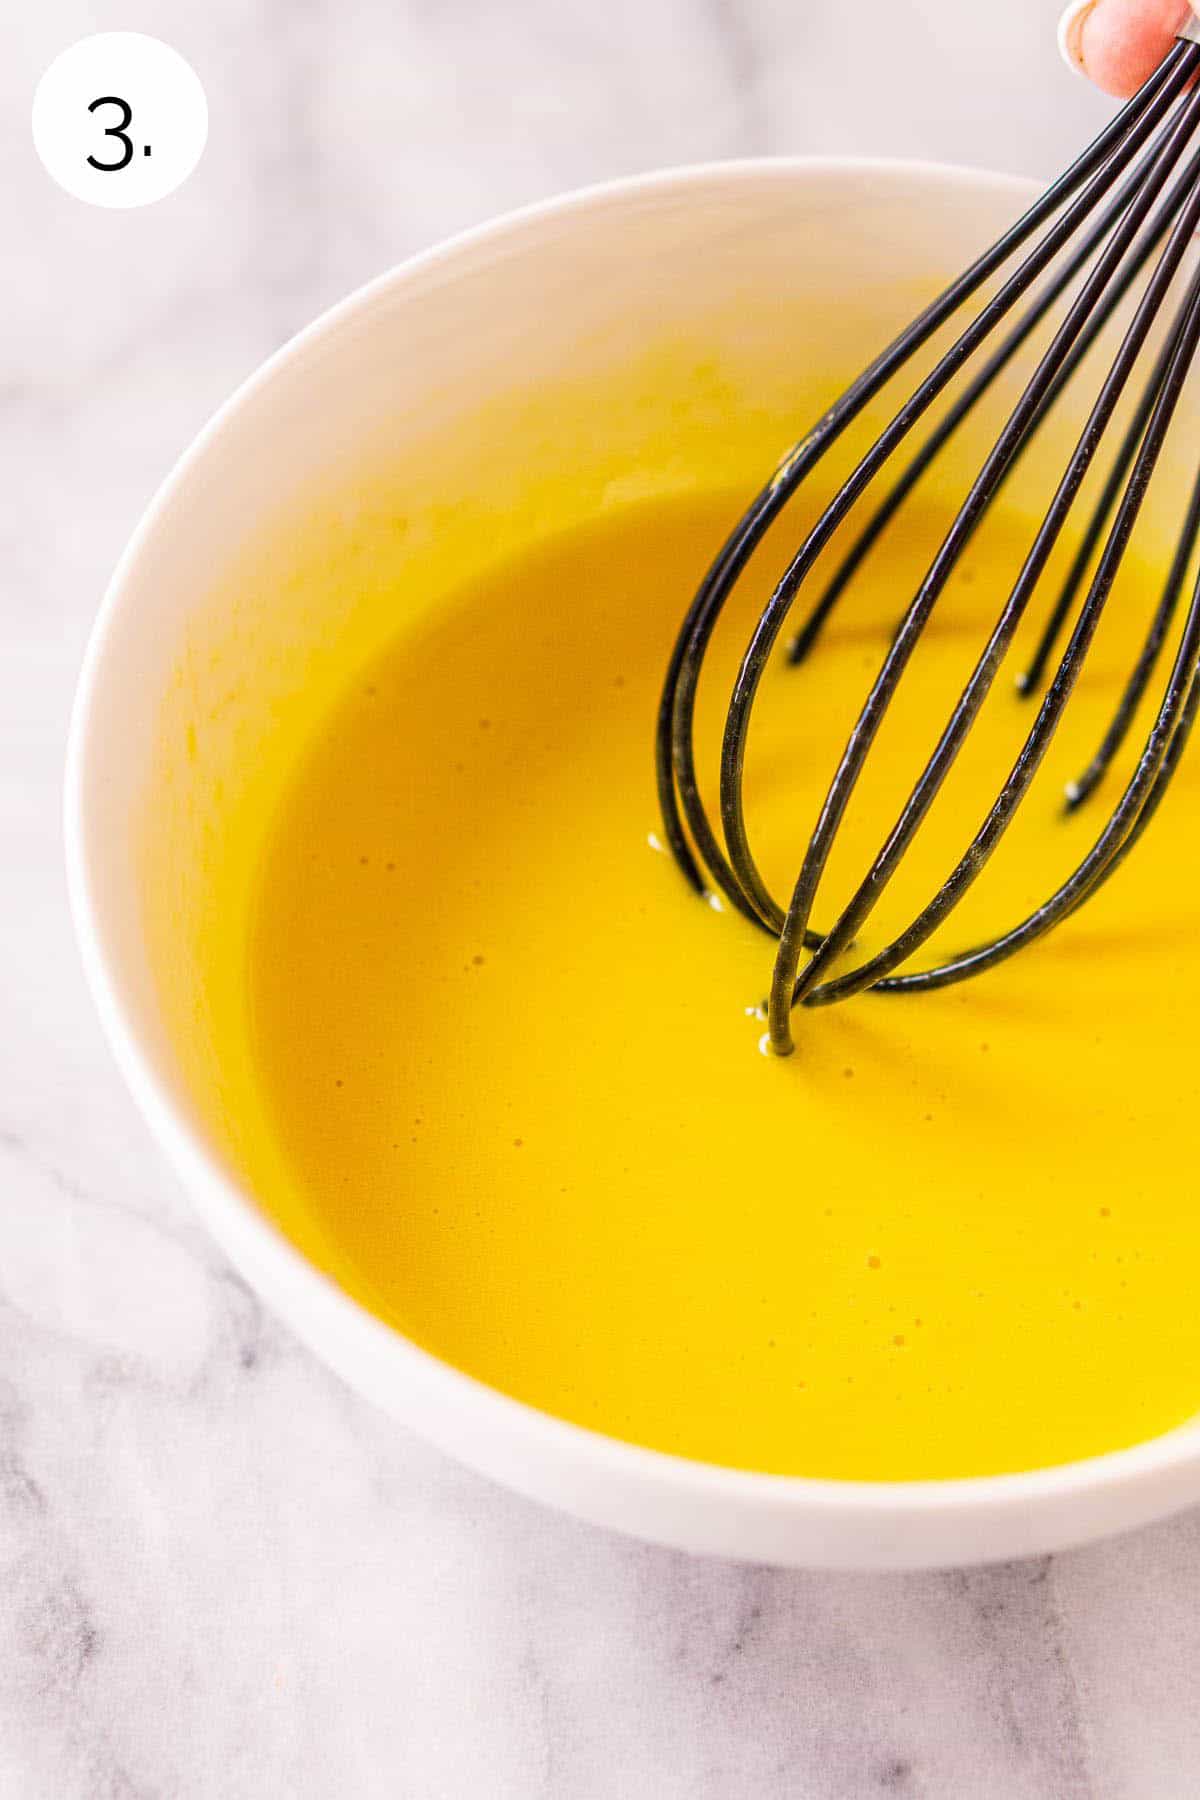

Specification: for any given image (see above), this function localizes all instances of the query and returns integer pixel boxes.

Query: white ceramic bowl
[66,158,1200,1570]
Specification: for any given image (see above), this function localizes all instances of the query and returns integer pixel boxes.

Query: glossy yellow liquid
[245,486,1200,1480]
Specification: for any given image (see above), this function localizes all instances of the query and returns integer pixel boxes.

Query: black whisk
[657,21,1200,1055]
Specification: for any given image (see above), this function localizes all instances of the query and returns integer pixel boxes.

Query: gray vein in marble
[946,1560,1092,1796]
[701,0,768,157]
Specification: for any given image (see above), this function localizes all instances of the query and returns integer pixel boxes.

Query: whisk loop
[657,24,1200,1054]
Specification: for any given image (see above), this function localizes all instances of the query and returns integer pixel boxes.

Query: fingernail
[1058,0,1101,77]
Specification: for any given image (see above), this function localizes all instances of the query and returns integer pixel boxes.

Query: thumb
[1059,0,1199,97]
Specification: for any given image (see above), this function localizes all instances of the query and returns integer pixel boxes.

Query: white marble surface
[5,1,1196,1794]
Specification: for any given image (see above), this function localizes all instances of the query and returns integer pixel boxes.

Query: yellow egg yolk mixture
[244,485,1200,1480]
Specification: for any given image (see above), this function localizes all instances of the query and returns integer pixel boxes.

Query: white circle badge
[33,33,208,209]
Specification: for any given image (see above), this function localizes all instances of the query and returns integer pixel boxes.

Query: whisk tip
[786,628,815,667]
[1062,777,1089,813]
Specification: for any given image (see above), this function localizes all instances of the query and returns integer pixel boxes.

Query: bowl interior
[68,160,1200,1565]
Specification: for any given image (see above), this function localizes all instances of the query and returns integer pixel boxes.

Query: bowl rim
[63,150,1200,1544]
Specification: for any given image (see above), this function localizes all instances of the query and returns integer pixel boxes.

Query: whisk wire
[657,34,1200,1052]
[1065,459,1200,810]
[796,133,1200,674]
[712,49,1198,944]
[765,89,1200,1045]
[793,255,1200,1019]
[656,43,1192,917]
